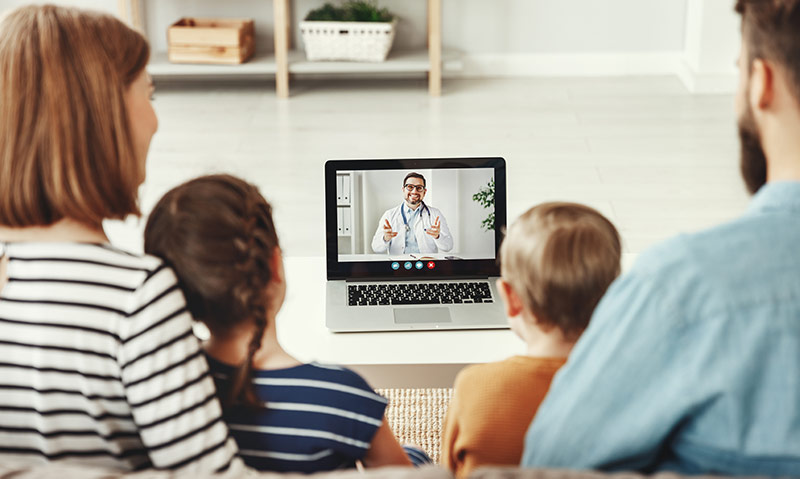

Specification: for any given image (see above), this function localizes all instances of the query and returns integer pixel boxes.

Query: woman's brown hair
[144,174,280,408]
[0,5,149,227]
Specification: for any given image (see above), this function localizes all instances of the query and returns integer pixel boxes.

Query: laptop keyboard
[348,282,493,306]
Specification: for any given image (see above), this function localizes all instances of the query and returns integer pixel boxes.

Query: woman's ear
[496,278,524,318]
[264,246,287,318]
[269,246,285,285]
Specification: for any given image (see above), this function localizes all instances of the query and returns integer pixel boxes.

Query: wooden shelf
[288,49,460,74]
[119,0,443,97]
[148,49,460,79]
[148,51,278,78]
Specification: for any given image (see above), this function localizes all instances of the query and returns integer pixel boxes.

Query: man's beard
[738,103,768,195]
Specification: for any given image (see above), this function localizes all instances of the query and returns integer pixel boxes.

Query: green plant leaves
[472,178,495,231]
[305,1,394,22]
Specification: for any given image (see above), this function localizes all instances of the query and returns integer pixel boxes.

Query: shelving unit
[289,49,442,74]
[147,51,279,77]
[117,0,444,97]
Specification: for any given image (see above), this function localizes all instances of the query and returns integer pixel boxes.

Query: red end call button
[427,261,435,269]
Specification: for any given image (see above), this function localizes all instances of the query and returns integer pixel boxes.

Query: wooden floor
[107,76,747,270]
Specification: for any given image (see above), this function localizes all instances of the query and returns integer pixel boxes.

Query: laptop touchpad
[394,307,452,324]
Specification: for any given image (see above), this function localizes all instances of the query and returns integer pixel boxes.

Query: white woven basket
[300,19,397,62]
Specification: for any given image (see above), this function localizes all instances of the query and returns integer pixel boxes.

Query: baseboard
[448,52,684,78]
[444,52,738,95]
[675,58,737,94]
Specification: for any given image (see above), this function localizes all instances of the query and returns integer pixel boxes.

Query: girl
[144,174,422,472]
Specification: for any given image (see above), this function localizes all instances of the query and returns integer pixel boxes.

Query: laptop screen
[325,158,506,279]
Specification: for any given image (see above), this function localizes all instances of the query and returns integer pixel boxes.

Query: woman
[0,5,238,473]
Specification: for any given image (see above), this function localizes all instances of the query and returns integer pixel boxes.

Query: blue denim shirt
[522,182,800,476]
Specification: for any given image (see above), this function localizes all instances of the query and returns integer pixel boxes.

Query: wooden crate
[167,18,255,65]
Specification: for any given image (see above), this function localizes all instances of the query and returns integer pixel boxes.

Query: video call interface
[335,167,497,265]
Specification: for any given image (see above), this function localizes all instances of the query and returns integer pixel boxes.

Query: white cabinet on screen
[336,171,361,255]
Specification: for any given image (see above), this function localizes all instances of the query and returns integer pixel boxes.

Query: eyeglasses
[404,184,425,192]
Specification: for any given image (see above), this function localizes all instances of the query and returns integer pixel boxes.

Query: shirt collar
[404,204,421,216]
[747,181,800,215]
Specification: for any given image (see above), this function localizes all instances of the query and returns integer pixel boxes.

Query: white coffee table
[278,257,523,386]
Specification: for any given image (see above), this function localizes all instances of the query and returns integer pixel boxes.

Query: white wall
[441,0,686,54]
[1,0,116,14]
[7,0,687,55]
[459,169,495,259]
[303,0,686,55]
[679,0,740,93]
[2,0,740,91]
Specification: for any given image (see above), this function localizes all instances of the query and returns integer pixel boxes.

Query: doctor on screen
[371,172,454,254]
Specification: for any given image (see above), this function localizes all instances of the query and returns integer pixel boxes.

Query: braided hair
[144,174,279,408]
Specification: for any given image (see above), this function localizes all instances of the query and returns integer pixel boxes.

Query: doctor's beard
[405,193,422,207]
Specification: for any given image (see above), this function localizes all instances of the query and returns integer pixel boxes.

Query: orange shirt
[442,356,567,478]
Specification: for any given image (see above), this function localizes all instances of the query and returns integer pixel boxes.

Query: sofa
[0,388,774,479]
[0,463,765,479]
[0,463,449,478]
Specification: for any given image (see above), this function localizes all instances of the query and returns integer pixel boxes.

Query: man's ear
[750,58,775,112]
[496,278,524,318]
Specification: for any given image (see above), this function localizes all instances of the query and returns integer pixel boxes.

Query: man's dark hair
[403,172,426,188]
[736,0,800,102]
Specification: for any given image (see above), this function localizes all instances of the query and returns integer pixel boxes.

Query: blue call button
[391,262,400,270]
[403,261,413,270]
[415,261,424,270]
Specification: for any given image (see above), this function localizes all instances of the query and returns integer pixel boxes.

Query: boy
[441,202,621,478]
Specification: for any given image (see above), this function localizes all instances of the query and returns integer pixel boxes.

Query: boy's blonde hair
[0,5,149,227]
[500,202,621,340]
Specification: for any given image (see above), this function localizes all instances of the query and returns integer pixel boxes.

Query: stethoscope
[400,201,432,232]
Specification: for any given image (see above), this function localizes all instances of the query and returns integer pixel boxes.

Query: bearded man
[521,1,800,475]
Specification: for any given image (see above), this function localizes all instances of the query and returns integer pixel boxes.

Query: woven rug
[376,388,453,464]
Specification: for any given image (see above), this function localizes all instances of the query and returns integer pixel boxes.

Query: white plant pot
[300,19,397,62]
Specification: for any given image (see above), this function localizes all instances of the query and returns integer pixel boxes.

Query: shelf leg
[274,0,290,98]
[130,0,143,32]
[286,0,293,51]
[428,0,442,97]
[117,0,129,24]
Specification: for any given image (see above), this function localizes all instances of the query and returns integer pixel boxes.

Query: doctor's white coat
[371,203,453,254]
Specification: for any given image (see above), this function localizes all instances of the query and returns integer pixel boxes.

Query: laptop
[325,157,509,332]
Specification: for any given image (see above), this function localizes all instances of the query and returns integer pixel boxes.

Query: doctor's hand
[426,216,441,239]
[383,219,398,242]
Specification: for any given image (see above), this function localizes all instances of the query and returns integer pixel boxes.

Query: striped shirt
[208,357,388,473]
[0,242,239,472]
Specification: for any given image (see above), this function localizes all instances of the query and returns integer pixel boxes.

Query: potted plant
[472,178,495,231]
[300,1,397,62]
